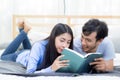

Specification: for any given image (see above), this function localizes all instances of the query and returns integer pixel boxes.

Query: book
[56,48,103,73]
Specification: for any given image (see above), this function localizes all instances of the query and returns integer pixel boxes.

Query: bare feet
[18,19,31,33]
[18,20,24,29]
[23,21,32,33]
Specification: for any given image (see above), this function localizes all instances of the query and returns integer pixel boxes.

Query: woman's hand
[51,55,69,71]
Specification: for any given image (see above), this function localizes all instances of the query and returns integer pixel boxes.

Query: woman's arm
[26,41,45,73]
[35,55,69,73]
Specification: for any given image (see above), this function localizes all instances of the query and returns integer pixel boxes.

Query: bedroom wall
[0,0,64,44]
[0,0,120,45]
[65,0,120,15]
[0,0,13,44]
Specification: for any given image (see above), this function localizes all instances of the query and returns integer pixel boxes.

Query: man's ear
[98,38,103,43]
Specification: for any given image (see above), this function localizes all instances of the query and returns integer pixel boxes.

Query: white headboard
[13,15,120,38]
[12,15,120,52]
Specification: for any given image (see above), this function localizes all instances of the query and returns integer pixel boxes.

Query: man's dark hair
[82,19,108,41]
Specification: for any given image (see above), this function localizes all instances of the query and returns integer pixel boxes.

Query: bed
[0,15,120,79]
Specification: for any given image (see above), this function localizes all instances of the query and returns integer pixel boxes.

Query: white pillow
[28,31,49,44]
[72,25,82,38]
[0,49,5,58]
[108,25,120,53]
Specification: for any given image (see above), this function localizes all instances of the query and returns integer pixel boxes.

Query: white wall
[0,0,13,44]
[0,0,65,44]
[66,0,120,15]
[13,0,65,15]
[0,0,120,44]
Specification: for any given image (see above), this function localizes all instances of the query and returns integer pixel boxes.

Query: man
[74,19,115,73]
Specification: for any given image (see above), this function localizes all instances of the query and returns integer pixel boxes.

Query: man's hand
[90,58,106,72]
[90,58,113,72]
[51,55,69,71]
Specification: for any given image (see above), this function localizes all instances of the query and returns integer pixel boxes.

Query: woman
[1,21,74,73]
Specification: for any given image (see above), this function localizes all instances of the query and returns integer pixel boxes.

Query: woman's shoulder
[32,40,48,47]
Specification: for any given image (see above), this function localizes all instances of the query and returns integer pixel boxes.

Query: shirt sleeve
[26,41,45,73]
[26,40,54,73]
[34,66,55,73]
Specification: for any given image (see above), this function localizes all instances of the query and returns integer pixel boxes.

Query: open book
[57,48,103,73]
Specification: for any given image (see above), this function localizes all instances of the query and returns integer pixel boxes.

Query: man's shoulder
[101,37,113,45]
[74,36,81,42]
[99,37,114,49]
[98,37,115,60]
[73,37,81,46]
[73,37,84,53]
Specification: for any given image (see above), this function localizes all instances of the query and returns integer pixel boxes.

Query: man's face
[81,32,101,53]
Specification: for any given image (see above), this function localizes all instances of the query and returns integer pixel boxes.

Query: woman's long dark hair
[37,23,73,70]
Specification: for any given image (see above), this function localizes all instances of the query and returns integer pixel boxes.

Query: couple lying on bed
[1,19,115,74]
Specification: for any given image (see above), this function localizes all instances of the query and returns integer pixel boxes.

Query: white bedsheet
[0,74,119,80]
[0,49,120,80]
[0,49,4,57]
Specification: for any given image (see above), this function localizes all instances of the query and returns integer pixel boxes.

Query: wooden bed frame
[13,15,120,38]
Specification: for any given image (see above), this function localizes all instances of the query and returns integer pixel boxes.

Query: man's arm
[90,58,114,72]
[91,38,115,72]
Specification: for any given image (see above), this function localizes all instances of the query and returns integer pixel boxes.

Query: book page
[65,48,84,58]
[84,52,101,58]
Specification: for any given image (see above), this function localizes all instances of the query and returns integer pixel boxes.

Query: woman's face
[55,33,72,53]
